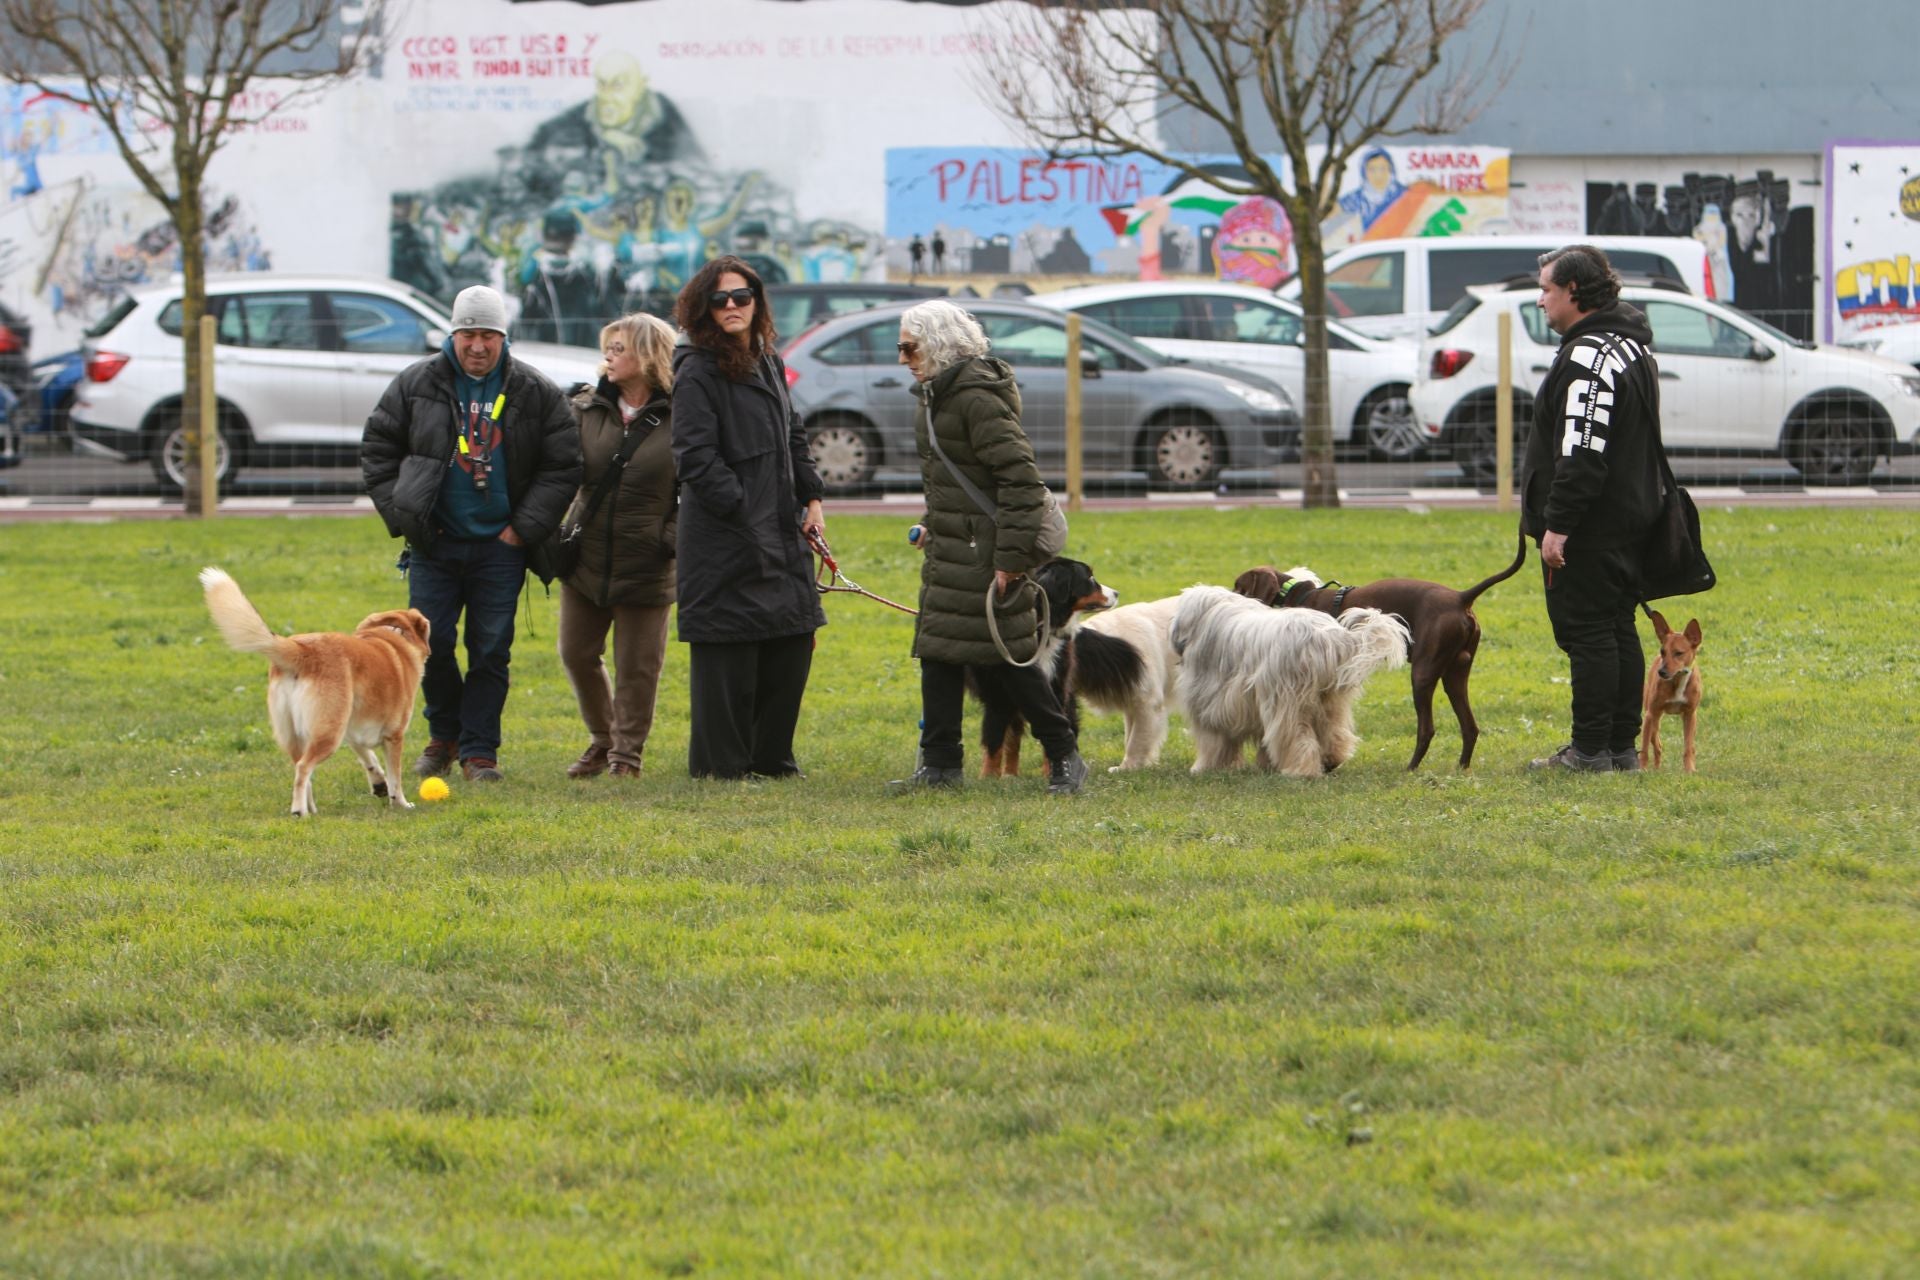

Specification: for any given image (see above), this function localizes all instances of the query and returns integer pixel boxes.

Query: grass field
[1,506,1916,1278]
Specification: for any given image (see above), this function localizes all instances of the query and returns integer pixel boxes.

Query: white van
[1277,234,1714,341]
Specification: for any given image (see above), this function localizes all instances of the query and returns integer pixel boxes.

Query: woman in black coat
[670,255,827,779]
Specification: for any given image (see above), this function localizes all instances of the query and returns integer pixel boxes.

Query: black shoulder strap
[574,410,658,529]
[925,407,998,524]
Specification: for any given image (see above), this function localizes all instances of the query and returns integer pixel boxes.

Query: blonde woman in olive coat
[558,313,678,779]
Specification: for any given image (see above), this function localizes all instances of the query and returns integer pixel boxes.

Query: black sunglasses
[896,341,919,355]
[708,288,755,310]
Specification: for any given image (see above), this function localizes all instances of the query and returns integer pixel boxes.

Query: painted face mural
[1212,198,1295,289]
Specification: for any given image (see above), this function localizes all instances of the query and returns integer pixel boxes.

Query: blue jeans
[408,536,525,761]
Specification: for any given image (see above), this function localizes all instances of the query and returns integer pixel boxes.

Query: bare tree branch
[0,0,388,514]
[973,0,1506,509]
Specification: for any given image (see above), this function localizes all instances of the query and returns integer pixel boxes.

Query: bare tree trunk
[1291,203,1338,509]
[178,180,209,516]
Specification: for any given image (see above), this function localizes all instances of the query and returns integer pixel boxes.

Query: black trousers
[1542,544,1644,755]
[686,633,815,779]
[919,659,1075,770]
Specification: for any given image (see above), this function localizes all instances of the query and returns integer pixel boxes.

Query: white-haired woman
[889,299,1087,795]
[558,312,679,779]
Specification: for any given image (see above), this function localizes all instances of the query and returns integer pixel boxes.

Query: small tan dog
[1639,611,1703,773]
[200,567,430,816]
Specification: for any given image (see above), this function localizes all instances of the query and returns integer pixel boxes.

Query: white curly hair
[899,299,990,375]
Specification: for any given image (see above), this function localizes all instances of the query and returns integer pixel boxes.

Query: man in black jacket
[361,285,581,783]
[1521,246,1666,773]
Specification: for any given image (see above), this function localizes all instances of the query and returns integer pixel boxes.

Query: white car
[1841,321,1920,371]
[1276,233,1715,343]
[1032,281,1425,460]
[1411,282,1920,484]
[70,274,603,490]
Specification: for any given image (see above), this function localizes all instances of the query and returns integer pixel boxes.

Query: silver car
[781,298,1297,492]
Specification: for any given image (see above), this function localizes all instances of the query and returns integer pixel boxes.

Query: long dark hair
[675,255,775,382]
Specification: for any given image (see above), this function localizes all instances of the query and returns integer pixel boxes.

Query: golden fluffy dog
[200,567,430,816]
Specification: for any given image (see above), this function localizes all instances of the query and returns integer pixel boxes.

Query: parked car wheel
[150,410,237,492]
[1786,400,1881,486]
[1451,392,1530,485]
[1357,384,1423,461]
[1143,412,1221,489]
[805,414,878,493]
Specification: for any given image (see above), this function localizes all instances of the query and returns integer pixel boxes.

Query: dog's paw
[391,796,415,811]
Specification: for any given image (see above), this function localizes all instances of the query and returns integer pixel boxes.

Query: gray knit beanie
[448,285,509,335]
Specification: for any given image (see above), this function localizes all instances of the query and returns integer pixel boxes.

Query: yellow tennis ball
[418,776,450,803]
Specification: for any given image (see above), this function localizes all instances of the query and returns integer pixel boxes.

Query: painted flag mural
[883,145,1509,283]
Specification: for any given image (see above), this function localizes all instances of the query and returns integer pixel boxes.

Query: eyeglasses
[708,288,755,310]
[603,342,627,356]
[896,341,919,356]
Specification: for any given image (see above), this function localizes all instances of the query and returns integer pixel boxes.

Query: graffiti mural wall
[1825,142,1920,342]
[0,0,1077,346]
[882,145,1511,284]
[1573,157,1817,336]
[0,86,274,334]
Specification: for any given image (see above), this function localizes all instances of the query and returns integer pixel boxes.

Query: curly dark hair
[1537,244,1622,313]
[674,255,775,382]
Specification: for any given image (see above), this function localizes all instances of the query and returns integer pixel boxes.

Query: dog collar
[1276,576,1323,607]
[1330,585,1354,615]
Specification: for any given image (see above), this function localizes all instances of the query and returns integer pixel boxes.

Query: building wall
[1157,0,1917,158]
[0,0,1051,345]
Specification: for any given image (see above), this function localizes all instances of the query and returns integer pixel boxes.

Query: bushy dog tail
[1335,607,1411,687]
[200,567,297,667]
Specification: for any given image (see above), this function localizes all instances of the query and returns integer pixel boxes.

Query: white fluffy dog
[1169,585,1410,776]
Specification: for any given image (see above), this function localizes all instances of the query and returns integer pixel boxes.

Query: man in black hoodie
[1521,245,1666,773]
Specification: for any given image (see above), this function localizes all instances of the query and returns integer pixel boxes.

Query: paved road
[4,441,1918,519]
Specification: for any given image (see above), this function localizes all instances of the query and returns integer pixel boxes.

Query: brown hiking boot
[567,744,611,779]
[608,760,641,778]
[461,757,504,783]
[413,738,456,778]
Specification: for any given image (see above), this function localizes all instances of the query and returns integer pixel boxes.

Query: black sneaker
[1046,751,1090,795]
[888,765,963,793]
[1527,744,1612,773]
[1611,749,1642,773]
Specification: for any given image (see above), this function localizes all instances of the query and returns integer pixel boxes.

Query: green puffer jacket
[910,356,1048,666]
[563,380,676,608]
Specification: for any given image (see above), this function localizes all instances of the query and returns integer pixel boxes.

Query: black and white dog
[969,557,1119,777]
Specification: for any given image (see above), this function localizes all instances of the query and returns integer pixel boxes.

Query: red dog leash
[807,529,919,616]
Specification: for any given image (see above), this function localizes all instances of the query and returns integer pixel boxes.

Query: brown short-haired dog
[1639,611,1703,773]
[200,567,430,816]
[1232,534,1526,770]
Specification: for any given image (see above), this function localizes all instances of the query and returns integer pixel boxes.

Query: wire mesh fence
[4,282,1917,506]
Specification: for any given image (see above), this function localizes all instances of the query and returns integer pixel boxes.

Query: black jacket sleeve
[672,363,747,517]
[512,377,583,545]
[1543,334,1640,535]
[360,375,411,539]
[777,354,825,506]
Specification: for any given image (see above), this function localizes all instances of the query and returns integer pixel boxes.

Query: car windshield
[1049,309,1168,366]
[407,286,453,325]
[1428,294,1482,337]
[1717,303,1813,350]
